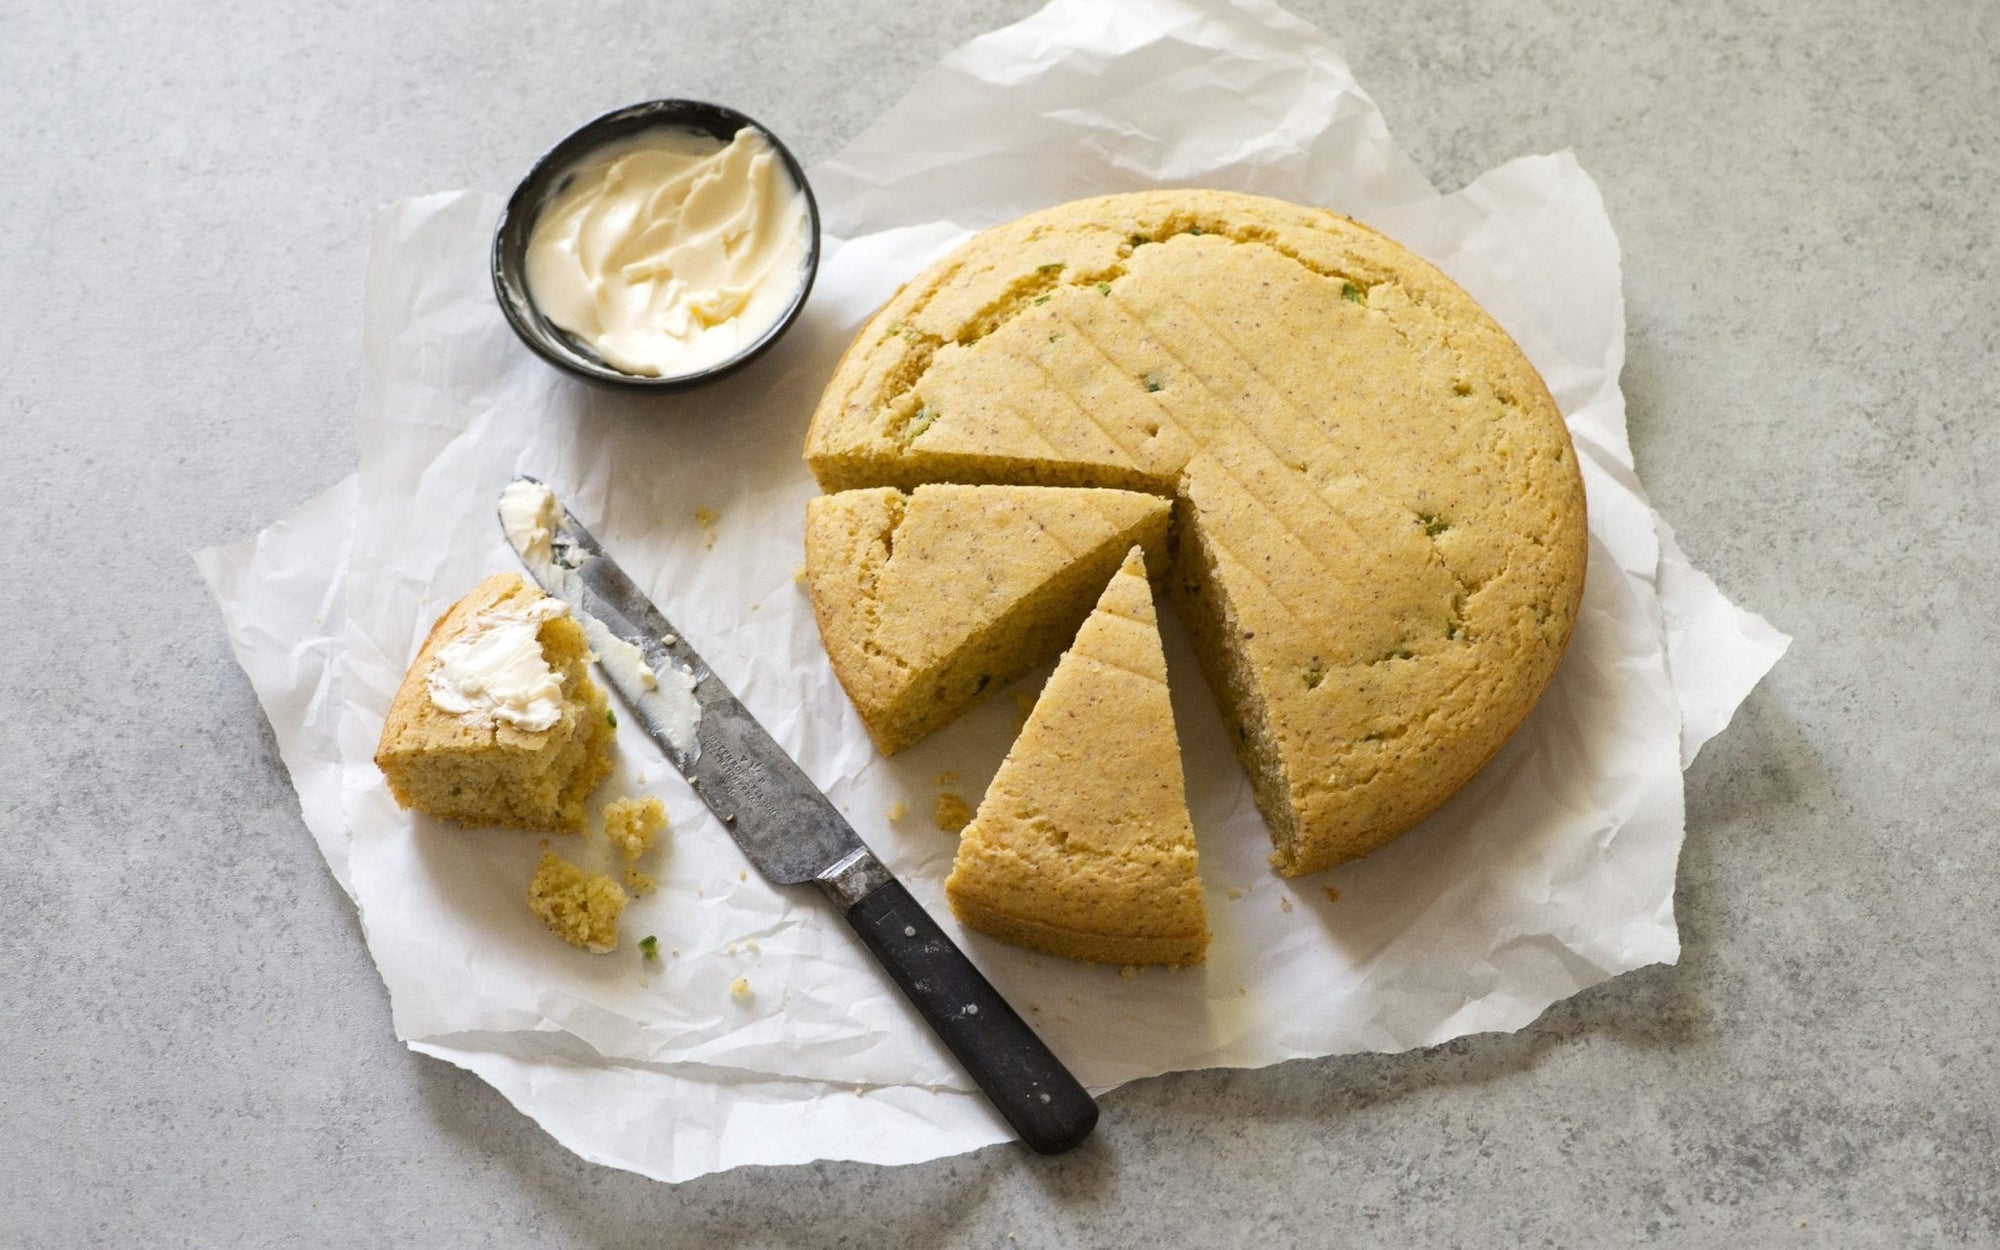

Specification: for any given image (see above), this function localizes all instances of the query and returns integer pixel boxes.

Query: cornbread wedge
[374,573,614,832]
[946,548,1208,965]
[804,483,1169,753]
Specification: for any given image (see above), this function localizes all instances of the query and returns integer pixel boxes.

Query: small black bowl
[492,99,821,391]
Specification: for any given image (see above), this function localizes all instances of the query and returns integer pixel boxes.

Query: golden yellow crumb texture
[527,852,626,952]
[933,793,973,833]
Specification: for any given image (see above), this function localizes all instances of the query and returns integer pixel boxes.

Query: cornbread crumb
[1279,896,1293,913]
[603,795,666,896]
[694,507,719,549]
[934,771,958,788]
[1118,965,1137,979]
[792,565,808,584]
[527,852,626,952]
[934,793,973,833]
[886,801,908,823]
[604,795,667,861]
[1324,887,1340,904]
[1225,887,1243,900]
[729,977,752,999]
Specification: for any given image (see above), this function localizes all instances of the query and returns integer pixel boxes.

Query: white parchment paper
[195,0,1789,1182]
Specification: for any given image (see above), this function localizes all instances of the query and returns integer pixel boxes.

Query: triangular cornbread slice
[945,547,1209,965]
[804,484,1169,753]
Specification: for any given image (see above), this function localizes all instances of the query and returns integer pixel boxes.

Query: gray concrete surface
[3,0,1994,1244]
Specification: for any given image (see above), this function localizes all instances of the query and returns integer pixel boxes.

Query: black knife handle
[840,879,1099,1154]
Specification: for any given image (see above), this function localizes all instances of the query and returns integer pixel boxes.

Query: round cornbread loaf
[806,190,1587,877]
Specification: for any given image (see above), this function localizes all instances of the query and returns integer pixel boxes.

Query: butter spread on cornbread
[806,189,1586,876]
[425,595,571,731]
[803,482,1169,753]
[945,547,1208,965]
[374,573,615,832]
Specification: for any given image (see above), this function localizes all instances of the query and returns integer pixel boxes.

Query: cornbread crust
[374,573,615,832]
[945,549,1209,965]
[806,190,1586,875]
[804,483,1169,753]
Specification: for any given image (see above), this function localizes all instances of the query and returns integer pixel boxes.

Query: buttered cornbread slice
[806,189,1586,876]
[804,483,1169,753]
[945,548,1208,965]
[374,573,615,832]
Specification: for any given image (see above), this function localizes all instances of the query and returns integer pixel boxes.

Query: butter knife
[498,476,1098,1155]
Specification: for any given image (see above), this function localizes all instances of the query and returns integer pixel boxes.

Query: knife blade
[498,476,1098,1154]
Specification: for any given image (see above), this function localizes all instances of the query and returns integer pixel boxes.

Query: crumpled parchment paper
[195,0,1789,1182]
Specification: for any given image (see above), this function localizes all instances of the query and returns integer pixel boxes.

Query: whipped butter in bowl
[494,100,820,389]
